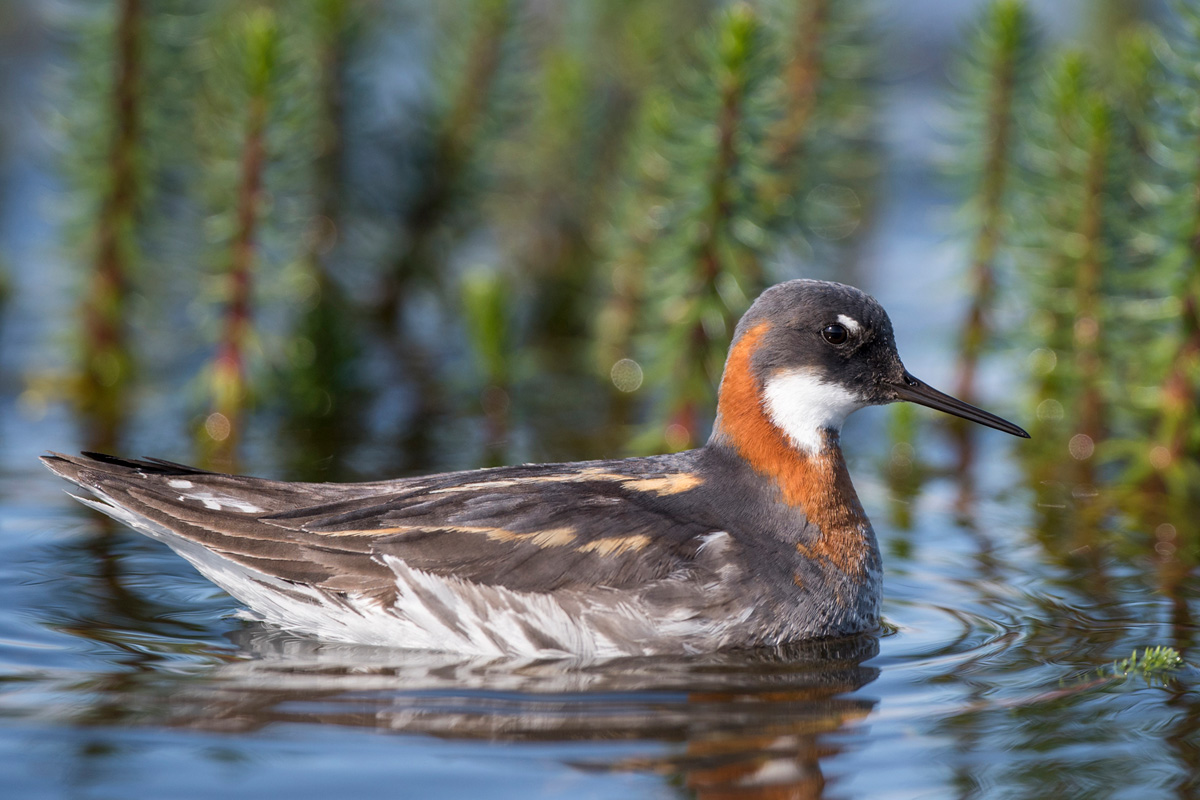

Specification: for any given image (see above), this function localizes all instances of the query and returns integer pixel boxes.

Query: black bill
[893,371,1030,438]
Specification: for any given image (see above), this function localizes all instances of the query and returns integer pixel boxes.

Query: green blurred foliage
[606,0,879,453]
[945,0,1036,381]
[944,0,1200,565]
[49,0,1200,555]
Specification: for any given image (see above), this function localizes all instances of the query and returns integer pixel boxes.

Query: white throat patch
[763,368,866,454]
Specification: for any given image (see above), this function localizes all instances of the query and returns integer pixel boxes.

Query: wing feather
[42,452,725,598]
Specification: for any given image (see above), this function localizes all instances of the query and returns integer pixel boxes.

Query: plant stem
[206,15,274,465]
[770,0,827,172]
[1074,102,1109,458]
[312,0,346,250]
[1149,205,1200,479]
[379,0,510,323]
[670,9,759,449]
[82,0,141,449]
[955,5,1021,408]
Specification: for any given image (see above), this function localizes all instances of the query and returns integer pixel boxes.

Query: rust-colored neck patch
[712,322,871,578]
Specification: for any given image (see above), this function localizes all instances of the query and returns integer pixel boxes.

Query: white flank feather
[64,490,747,659]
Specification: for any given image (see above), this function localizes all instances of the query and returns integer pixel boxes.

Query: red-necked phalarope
[43,279,1029,658]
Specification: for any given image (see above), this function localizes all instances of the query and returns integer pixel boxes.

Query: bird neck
[709,322,872,577]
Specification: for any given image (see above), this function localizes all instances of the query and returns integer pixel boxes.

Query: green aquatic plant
[881,402,927,534]
[1038,7,1200,540]
[186,1,340,468]
[51,0,218,453]
[195,5,282,466]
[592,3,716,440]
[272,0,369,481]
[1014,50,1124,494]
[43,0,882,473]
[489,3,702,382]
[1106,646,1183,685]
[934,2,1200,562]
[60,0,147,451]
[974,646,1185,712]
[760,0,878,248]
[918,0,1038,517]
[1130,2,1200,501]
[375,0,514,331]
[928,0,1200,566]
[945,0,1037,418]
[460,267,515,465]
[600,0,879,454]
[624,4,777,453]
[593,92,672,437]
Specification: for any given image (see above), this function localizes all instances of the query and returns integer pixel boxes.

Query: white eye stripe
[836,314,862,335]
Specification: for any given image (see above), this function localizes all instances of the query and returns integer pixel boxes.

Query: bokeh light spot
[1149,445,1172,470]
[1027,347,1057,376]
[1155,524,1177,557]
[804,184,861,240]
[610,358,644,393]
[1074,316,1099,345]
[1068,433,1094,460]
[664,423,690,451]
[1036,399,1064,421]
[205,412,232,442]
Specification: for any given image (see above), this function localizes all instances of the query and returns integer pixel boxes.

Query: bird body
[43,280,1027,658]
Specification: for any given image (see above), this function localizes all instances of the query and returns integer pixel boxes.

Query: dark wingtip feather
[79,451,198,473]
[42,451,214,482]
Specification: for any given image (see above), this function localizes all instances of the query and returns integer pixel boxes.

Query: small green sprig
[1106,646,1184,684]
[995,647,1184,709]
[1051,646,1184,697]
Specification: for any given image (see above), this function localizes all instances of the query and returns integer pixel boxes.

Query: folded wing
[41,452,725,605]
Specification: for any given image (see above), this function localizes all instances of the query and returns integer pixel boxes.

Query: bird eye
[822,324,849,345]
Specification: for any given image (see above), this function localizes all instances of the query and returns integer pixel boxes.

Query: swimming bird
[42,280,1028,658]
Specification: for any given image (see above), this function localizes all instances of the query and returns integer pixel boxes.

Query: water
[4,420,1196,798]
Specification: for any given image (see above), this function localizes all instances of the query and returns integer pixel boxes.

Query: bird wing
[41,452,725,602]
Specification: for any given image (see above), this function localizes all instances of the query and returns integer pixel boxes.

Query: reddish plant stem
[211,90,269,460]
[379,0,510,321]
[950,25,1019,506]
[83,0,141,446]
[1160,296,1200,457]
[954,31,1018,409]
[697,66,744,287]
[674,52,749,449]
[1063,109,1111,552]
[771,0,827,171]
[1142,133,1200,494]
[311,1,346,253]
[1152,263,1200,471]
[1143,203,1200,610]
[439,1,508,174]
[1074,111,1109,457]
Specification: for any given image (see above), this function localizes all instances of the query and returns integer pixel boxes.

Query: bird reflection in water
[147,628,880,799]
